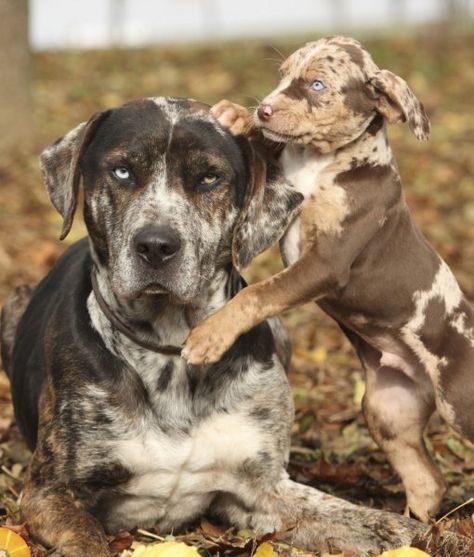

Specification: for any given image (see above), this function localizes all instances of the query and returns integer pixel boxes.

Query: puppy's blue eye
[311,80,325,91]
[113,167,130,180]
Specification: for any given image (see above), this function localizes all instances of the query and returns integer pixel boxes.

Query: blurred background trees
[0,0,34,153]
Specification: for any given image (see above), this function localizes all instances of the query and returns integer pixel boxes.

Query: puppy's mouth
[260,127,300,143]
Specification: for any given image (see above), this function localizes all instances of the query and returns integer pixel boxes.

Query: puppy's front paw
[182,315,238,365]
[211,100,253,136]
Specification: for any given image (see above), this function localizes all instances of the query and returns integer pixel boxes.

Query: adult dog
[183,37,474,523]
[0,97,423,556]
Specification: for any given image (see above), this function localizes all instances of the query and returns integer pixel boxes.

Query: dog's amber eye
[200,174,219,186]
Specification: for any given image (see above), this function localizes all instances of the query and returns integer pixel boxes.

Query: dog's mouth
[135,280,198,306]
[141,283,170,296]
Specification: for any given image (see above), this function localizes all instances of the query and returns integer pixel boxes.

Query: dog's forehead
[86,97,228,160]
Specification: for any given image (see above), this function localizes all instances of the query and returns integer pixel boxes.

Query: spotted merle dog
[183,37,474,524]
[1,97,424,557]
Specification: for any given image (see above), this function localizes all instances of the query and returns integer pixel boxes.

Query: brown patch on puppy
[341,78,377,114]
[338,43,365,68]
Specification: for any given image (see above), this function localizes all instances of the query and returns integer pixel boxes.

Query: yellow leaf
[0,527,30,557]
[253,542,274,557]
[352,373,365,407]
[293,346,327,364]
[131,541,200,557]
[378,547,431,557]
[312,346,327,363]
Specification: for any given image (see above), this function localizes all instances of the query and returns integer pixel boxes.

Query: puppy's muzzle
[134,225,182,269]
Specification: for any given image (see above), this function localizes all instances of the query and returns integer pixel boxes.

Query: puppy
[183,36,474,523]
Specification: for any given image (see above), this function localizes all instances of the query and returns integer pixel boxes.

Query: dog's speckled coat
[1,97,424,557]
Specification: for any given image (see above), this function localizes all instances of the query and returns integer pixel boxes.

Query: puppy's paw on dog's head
[211,99,253,136]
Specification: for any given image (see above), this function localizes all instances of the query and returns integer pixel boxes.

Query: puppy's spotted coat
[184,37,474,523]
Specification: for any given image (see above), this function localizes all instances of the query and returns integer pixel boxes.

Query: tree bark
[0,0,34,153]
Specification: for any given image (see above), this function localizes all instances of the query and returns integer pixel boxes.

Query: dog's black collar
[91,272,183,356]
[91,266,244,357]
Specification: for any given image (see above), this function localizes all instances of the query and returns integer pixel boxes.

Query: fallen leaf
[0,526,30,556]
[253,542,273,557]
[109,531,134,552]
[130,541,200,557]
[377,547,431,557]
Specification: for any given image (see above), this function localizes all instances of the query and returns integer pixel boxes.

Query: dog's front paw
[182,315,238,365]
[211,100,253,136]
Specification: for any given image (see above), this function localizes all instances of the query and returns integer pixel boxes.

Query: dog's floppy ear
[232,138,303,271]
[367,69,430,141]
[40,110,109,240]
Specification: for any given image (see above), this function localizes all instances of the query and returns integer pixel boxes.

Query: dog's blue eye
[311,80,325,91]
[113,167,130,180]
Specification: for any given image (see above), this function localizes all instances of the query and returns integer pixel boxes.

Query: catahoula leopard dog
[183,37,474,523]
[0,97,427,557]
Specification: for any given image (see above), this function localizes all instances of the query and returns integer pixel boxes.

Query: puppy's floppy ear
[40,110,109,240]
[367,69,430,141]
[232,138,303,271]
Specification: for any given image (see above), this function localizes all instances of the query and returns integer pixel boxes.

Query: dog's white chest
[108,411,263,529]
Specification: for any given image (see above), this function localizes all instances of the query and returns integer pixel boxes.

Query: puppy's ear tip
[413,122,431,141]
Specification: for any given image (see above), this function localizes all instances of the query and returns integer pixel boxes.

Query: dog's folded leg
[272,478,425,554]
[22,483,110,557]
[217,477,424,555]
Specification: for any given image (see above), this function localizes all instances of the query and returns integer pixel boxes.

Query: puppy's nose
[134,226,182,268]
[257,104,274,121]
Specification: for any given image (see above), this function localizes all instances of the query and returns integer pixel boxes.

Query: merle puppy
[0,97,424,557]
[183,37,474,523]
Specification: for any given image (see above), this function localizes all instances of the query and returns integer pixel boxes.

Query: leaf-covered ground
[0,28,473,556]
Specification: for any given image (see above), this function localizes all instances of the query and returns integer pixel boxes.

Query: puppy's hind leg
[363,364,446,522]
[434,300,474,443]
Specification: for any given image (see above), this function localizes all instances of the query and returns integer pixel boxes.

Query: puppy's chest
[282,147,334,198]
[280,147,348,265]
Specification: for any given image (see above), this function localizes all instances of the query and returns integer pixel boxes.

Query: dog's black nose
[134,226,182,268]
[257,104,273,121]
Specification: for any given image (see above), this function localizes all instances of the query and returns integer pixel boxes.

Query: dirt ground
[0,28,473,556]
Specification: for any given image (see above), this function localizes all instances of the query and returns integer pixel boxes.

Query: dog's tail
[0,284,35,375]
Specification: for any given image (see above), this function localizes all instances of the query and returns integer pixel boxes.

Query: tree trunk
[0,0,34,153]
